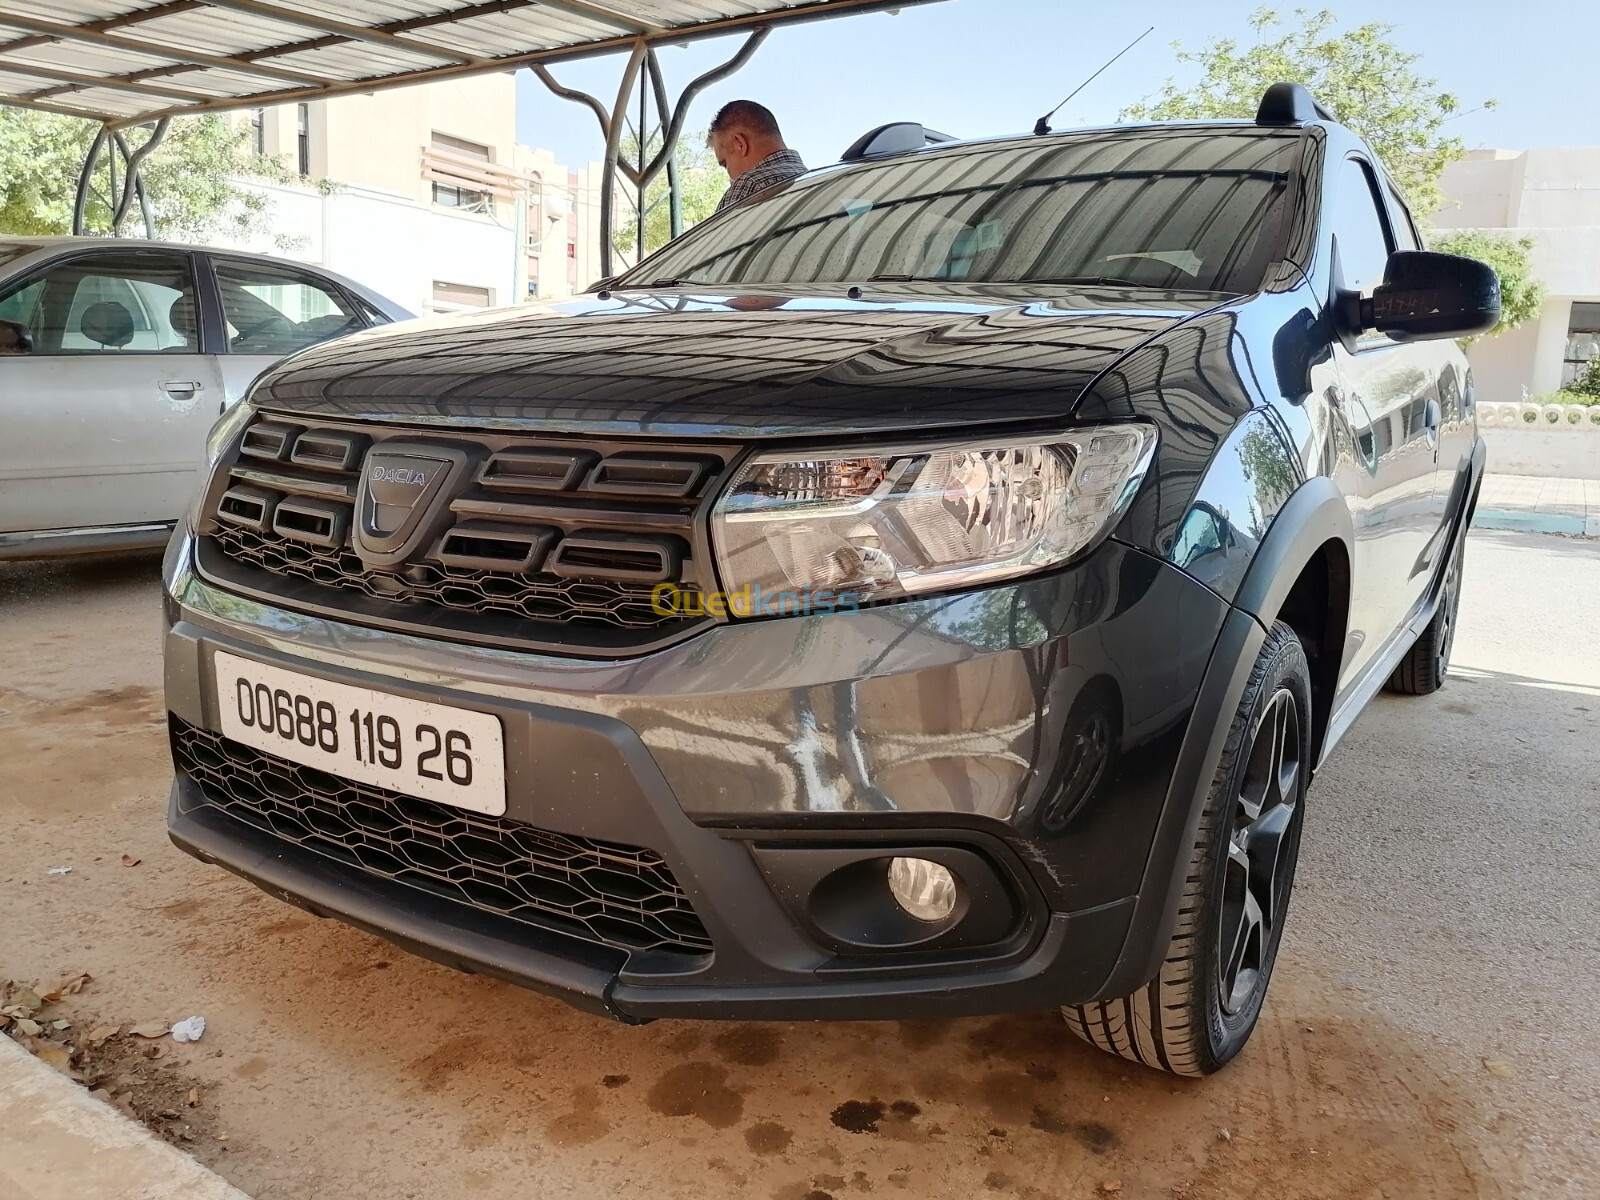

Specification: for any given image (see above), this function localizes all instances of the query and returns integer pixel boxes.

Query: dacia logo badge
[370,465,428,486]
[352,444,468,567]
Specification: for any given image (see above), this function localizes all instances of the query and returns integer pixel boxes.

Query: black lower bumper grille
[171,720,712,958]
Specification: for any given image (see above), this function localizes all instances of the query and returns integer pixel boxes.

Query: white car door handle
[159,379,203,396]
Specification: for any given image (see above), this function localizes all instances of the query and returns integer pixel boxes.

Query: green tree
[1426,229,1545,337]
[1566,355,1600,400]
[1121,7,1494,219]
[0,109,293,241]
[612,133,726,260]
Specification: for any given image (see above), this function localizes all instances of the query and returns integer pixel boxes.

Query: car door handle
[159,379,203,398]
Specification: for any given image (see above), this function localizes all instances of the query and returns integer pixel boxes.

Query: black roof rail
[840,122,956,162]
[1255,82,1335,126]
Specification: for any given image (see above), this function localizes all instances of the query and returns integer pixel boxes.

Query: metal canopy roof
[0,0,941,128]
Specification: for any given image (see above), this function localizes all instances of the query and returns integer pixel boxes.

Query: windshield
[620,128,1302,294]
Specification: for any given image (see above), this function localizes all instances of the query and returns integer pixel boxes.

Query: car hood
[250,284,1222,440]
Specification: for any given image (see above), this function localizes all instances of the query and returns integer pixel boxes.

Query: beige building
[222,74,604,314]
[1434,148,1600,400]
[513,145,606,302]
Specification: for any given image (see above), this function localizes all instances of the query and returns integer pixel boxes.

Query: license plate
[213,651,506,816]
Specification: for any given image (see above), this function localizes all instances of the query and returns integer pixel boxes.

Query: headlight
[187,400,255,527]
[711,424,1155,607]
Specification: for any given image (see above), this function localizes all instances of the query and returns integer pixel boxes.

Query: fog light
[887,857,957,923]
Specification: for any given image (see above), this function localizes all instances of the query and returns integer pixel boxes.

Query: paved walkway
[0,1035,249,1200]
[1475,473,1600,536]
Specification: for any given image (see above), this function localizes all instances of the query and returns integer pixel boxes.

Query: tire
[1386,534,1465,696]
[1063,621,1312,1076]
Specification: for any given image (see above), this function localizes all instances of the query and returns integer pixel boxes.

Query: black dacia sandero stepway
[163,83,1499,1075]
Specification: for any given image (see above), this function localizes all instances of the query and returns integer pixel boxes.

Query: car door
[0,249,224,535]
[1325,156,1446,689]
[206,256,371,408]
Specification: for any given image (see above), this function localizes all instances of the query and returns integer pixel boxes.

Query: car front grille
[171,720,713,959]
[193,415,740,655]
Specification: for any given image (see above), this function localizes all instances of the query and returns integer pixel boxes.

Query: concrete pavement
[1,530,1597,1199]
[0,1036,248,1200]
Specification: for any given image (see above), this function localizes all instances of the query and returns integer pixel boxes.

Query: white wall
[216,178,517,317]
[1435,148,1600,401]
[1482,426,1600,479]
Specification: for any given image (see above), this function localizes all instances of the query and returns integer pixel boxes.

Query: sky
[514,0,1597,173]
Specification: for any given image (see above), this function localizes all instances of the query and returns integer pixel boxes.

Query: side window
[0,252,198,355]
[212,259,360,355]
[1329,158,1393,296]
[1385,185,1421,253]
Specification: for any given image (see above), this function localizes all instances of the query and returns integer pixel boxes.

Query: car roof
[834,117,1306,165]
[0,235,311,266]
[0,236,414,319]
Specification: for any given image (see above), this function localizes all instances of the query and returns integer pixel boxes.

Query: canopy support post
[530,26,769,280]
[72,118,168,237]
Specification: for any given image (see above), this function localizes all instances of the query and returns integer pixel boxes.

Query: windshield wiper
[865,273,957,283]
[649,278,704,288]
[1021,275,1151,289]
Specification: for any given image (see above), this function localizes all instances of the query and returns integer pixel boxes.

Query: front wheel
[1063,622,1311,1076]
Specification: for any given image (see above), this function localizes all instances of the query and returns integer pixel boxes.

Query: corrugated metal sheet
[0,0,942,126]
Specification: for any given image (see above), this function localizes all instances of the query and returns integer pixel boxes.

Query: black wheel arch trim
[1230,474,1354,625]
[1097,438,1485,1002]
[1094,475,1349,1000]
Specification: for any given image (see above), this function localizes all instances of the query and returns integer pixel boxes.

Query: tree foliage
[1120,7,1494,218]
[1426,229,1544,337]
[612,133,725,260]
[1566,355,1600,400]
[0,109,293,241]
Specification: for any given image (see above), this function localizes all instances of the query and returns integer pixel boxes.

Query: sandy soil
[2,533,1596,1200]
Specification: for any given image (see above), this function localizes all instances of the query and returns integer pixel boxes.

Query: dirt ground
[2,531,1597,1200]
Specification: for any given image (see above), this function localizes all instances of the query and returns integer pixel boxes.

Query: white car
[0,238,412,559]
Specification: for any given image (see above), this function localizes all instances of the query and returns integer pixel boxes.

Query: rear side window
[213,259,362,355]
[1329,159,1393,294]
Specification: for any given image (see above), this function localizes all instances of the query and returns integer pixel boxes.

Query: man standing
[708,100,806,212]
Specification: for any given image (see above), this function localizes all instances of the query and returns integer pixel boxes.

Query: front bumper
[163,525,1230,1021]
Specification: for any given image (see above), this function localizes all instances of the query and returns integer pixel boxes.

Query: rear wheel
[1063,622,1311,1076]
[1386,534,1465,696]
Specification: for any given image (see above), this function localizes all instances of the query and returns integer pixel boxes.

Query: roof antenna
[1033,25,1155,135]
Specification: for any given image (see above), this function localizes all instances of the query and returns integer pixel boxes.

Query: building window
[250,108,265,156]
[296,103,310,176]
[432,281,494,312]
[431,132,492,162]
[431,181,491,211]
[428,133,494,214]
[1564,302,1600,388]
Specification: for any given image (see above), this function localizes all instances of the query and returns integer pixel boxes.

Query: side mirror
[0,317,32,355]
[1366,251,1501,342]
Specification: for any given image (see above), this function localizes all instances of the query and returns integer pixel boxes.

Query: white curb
[0,1036,250,1200]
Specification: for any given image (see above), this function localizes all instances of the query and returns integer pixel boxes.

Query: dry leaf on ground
[129,1022,170,1039]
[34,1044,73,1074]
[121,854,142,868]
[41,973,92,1002]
